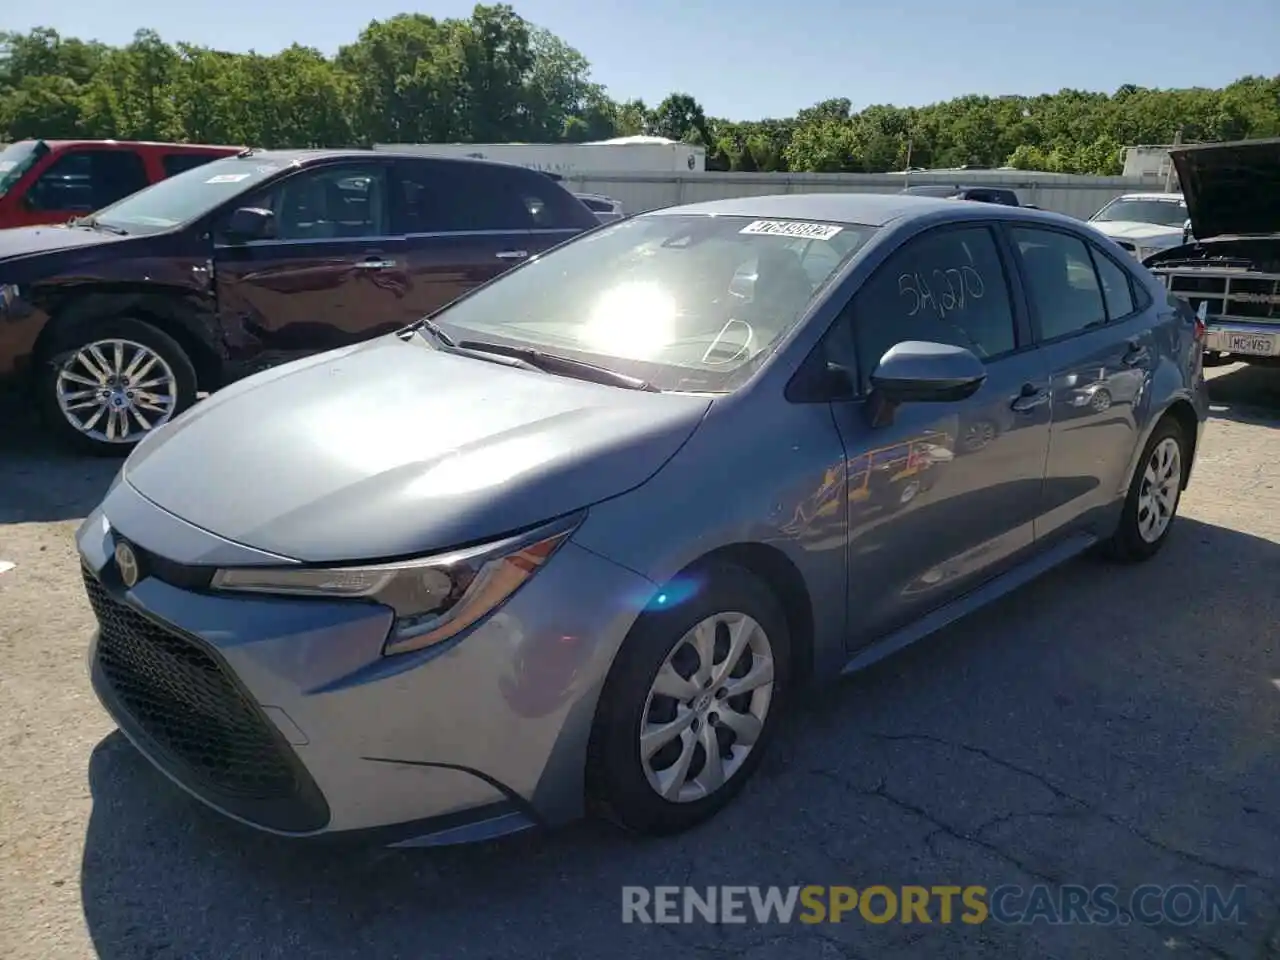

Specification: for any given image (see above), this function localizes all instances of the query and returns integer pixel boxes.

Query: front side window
[851,226,1016,389]
[430,213,878,393]
[1011,227,1107,340]
[240,164,389,241]
[92,155,288,233]
[1090,198,1188,227]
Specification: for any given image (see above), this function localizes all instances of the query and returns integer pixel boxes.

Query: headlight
[210,513,582,656]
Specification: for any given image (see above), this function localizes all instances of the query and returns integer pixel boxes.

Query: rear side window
[1011,227,1107,340]
[852,225,1016,388]
[1088,244,1137,320]
[162,153,220,177]
[394,160,535,232]
[27,149,148,212]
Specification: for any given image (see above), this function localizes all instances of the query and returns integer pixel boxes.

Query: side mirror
[870,341,987,404]
[225,206,274,242]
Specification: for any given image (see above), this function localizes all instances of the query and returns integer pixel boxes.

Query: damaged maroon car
[0,148,598,454]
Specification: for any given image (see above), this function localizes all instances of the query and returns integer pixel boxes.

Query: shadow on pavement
[1206,363,1280,425]
[0,396,120,525]
[79,518,1280,960]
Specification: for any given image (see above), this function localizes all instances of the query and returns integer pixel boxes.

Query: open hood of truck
[1171,137,1280,240]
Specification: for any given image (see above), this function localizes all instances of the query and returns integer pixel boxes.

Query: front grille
[1155,268,1280,323]
[84,567,329,832]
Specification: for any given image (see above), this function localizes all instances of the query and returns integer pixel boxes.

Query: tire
[35,317,198,457]
[1099,416,1187,563]
[586,562,791,836]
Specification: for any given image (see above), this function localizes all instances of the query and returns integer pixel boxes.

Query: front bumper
[76,482,655,844]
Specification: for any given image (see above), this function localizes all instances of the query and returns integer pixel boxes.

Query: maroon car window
[396,160,532,233]
[247,165,389,241]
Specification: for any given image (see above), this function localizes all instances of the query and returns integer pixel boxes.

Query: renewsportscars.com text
[621,884,1248,926]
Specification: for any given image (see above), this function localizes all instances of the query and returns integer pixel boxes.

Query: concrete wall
[558,171,1167,221]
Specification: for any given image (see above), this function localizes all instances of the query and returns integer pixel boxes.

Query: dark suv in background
[0,149,600,454]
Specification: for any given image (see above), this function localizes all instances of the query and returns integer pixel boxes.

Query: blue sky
[9,0,1280,120]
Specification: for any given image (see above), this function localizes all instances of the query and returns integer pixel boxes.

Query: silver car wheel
[55,338,178,443]
[1137,436,1181,543]
[640,612,775,804]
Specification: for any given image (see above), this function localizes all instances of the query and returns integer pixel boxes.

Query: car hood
[1171,137,1280,239]
[122,334,713,563]
[0,224,128,263]
[1090,220,1183,243]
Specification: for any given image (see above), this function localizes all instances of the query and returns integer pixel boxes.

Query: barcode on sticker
[740,220,843,240]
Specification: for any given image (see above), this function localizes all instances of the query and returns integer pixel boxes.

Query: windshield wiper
[455,339,659,392]
[407,316,457,348]
[69,216,127,235]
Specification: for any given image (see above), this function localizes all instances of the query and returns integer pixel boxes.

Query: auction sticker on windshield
[206,173,252,184]
[740,220,844,241]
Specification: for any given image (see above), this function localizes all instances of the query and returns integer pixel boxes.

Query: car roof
[222,148,553,176]
[1114,192,1185,202]
[643,192,1074,229]
[39,139,241,151]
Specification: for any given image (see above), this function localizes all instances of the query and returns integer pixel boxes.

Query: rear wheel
[36,317,197,457]
[1099,417,1186,562]
[587,563,790,835]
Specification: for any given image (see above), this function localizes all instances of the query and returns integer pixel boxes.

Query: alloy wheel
[55,339,178,443]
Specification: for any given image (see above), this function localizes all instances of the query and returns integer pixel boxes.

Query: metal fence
[559,171,1166,221]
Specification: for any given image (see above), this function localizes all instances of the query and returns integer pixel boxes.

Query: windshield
[92,154,291,232]
[431,213,878,392]
[0,140,48,198]
[1091,198,1188,227]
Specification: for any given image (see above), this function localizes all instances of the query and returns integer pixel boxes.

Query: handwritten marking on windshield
[740,220,844,241]
[899,264,985,318]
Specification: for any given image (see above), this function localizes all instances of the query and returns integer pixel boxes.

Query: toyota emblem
[115,541,140,588]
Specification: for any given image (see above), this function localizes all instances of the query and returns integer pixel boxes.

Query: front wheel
[1099,417,1186,562]
[587,563,790,835]
[36,317,198,457]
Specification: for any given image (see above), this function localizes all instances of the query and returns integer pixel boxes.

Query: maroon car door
[212,159,409,367]
[390,158,592,320]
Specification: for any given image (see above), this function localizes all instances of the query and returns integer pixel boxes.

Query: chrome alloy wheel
[640,612,775,803]
[54,339,178,443]
[1137,436,1181,544]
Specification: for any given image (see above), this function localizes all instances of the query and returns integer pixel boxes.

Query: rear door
[1006,224,1157,541]
[14,147,149,226]
[390,158,541,320]
[212,159,408,365]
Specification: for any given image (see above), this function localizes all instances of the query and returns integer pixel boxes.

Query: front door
[1006,225,1156,541]
[213,161,408,372]
[827,223,1053,647]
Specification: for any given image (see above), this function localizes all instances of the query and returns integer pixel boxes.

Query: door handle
[354,258,396,269]
[1010,383,1050,412]
[495,250,529,260]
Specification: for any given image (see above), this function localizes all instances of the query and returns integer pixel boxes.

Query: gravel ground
[1,364,1278,960]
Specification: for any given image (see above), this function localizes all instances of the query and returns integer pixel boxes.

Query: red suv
[0,139,242,229]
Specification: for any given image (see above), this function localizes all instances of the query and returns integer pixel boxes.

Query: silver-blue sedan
[76,193,1210,846]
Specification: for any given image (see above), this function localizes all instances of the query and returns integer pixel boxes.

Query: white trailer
[372,136,706,177]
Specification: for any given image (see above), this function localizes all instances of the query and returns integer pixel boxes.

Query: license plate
[1224,332,1278,356]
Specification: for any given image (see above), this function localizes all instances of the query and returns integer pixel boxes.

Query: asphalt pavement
[1,364,1278,960]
